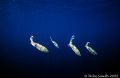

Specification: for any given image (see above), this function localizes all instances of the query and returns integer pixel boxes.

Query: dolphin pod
[30,35,97,56]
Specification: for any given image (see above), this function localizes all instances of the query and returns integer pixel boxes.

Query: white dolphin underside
[30,36,49,53]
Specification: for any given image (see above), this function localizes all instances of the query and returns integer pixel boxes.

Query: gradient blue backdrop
[0,0,120,78]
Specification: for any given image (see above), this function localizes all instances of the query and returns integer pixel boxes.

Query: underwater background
[0,0,120,78]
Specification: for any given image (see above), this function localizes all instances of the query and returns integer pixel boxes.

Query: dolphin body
[50,36,59,48]
[85,42,97,55]
[68,35,81,56]
[30,36,49,53]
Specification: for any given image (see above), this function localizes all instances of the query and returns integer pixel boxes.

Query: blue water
[0,0,120,78]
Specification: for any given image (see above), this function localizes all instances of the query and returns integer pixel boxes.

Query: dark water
[0,0,120,78]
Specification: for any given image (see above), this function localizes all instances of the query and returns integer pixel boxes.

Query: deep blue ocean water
[0,0,120,78]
